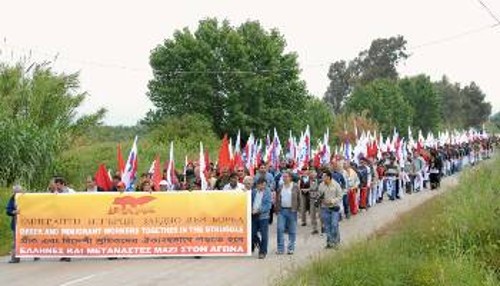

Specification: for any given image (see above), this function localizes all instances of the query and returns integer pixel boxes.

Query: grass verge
[280,157,500,286]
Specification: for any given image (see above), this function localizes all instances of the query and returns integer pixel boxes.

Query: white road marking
[58,274,96,286]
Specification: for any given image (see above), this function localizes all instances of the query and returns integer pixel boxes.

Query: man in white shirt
[54,177,76,194]
[223,173,245,191]
[52,177,74,262]
[275,171,300,255]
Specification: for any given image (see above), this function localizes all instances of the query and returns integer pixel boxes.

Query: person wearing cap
[6,185,22,263]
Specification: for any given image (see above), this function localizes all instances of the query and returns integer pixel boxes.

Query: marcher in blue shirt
[254,163,276,224]
[251,177,273,259]
[6,185,22,263]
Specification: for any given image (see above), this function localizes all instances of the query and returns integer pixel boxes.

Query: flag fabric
[264,133,271,164]
[321,129,330,165]
[286,130,297,162]
[271,128,282,170]
[199,142,208,190]
[122,136,138,191]
[234,130,241,154]
[148,159,155,174]
[233,130,243,169]
[244,133,255,173]
[166,142,179,188]
[229,137,234,162]
[95,163,113,191]
[152,155,162,191]
[297,126,311,170]
[117,143,125,176]
[183,155,188,184]
[344,138,350,162]
[218,134,231,172]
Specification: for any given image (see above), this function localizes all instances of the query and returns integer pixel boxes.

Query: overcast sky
[1,0,499,125]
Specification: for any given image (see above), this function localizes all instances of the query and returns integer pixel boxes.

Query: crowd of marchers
[6,136,498,262]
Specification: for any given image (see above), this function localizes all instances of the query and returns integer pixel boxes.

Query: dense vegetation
[0,63,105,189]
[281,157,500,286]
[0,188,11,255]
[146,22,492,140]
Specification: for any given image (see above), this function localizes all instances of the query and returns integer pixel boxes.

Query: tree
[460,82,492,128]
[491,111,500,129]
[399,75,441,134]
[434,76,465,129]
[147,113,219,153]
[323,36,408,111]
[345,79,413,135]
[0,62,105,188]
[323,60,351,114]
[302,97,334,138]
[434,77,492,129]
[146,18,308,138]
[350,35,408,85]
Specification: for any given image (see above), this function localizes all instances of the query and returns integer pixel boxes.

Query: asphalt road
[0,176,458,286]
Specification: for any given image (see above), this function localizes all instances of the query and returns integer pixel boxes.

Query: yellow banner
[15,191,251,257]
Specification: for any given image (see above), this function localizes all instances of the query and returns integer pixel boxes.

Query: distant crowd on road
[6,136,498,262]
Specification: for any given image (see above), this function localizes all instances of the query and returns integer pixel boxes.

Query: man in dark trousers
[6,185,22,263]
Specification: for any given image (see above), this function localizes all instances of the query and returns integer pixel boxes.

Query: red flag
[313,153,321,169]
[218,134,231,172]
[233,153,244,170]
[117,143,125,175]
[152,155,162,191]
[95,163,113,191]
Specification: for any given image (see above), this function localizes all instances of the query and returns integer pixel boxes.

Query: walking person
[318,172,343,249]
[251,178,272,259]
[308,170,322,234]
[385,156,400,200]
[345,163,360,215]
[52,177,74,262]
[6,185,23,263]
[298,168,311,226]
[275,171,300,255]
[254,163,276,225]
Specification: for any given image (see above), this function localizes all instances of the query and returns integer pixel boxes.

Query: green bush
[281,157,500,286]
[0,62,105,190]
[0,188,13,256]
